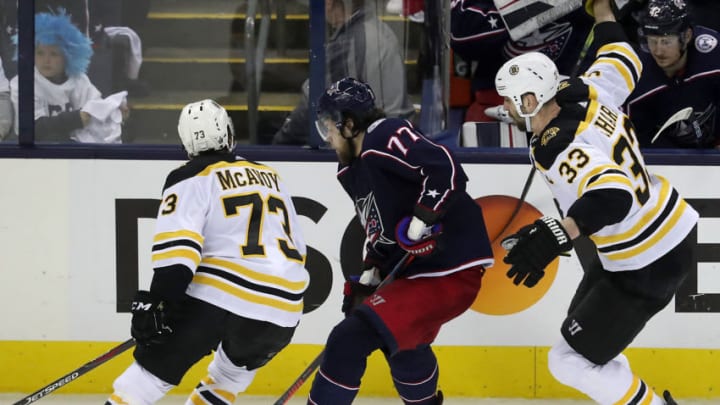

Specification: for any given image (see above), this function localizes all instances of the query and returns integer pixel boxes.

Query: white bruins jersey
[10,68,101,136]
[531,42,699,271]
[153,154,308,327]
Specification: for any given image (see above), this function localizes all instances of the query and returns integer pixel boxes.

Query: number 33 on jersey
[530,42,698,272]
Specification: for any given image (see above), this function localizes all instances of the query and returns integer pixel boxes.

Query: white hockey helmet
[177,99,235,156]
[495,52,560,119]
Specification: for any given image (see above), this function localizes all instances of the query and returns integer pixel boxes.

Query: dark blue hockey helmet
[641,0,690,36]
[315,77,377,141]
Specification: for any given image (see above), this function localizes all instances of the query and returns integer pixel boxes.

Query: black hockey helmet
[641,0,690,36]
[316,77,377,140]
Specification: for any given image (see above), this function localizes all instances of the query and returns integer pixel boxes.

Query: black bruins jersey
[153,153,308,327]
[531,36,698,271]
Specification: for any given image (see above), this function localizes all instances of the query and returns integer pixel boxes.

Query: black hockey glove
[660,105,717,148]
[395,216,443,258]
[130,290,174,346]
[341,267,381,317]
[501,217,573,288]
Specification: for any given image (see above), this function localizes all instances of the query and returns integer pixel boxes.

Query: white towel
[105,26,143,79]
[74,91,128,144]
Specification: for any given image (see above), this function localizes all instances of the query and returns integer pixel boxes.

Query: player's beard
[509,109,528,132]
[336,138,356,165]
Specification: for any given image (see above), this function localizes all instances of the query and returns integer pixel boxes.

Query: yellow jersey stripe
[152,248,202,266]
[576,163,621,197]
[193,273,303,312]
[578,97,601,134]
[598,43,642,76]
[202,257,307,291]
[584,174,634,193]
[197,160,279,177]
[591,177,672,245]
[595,57,634,91]
[154,230,204,244]
[603,199,688,261]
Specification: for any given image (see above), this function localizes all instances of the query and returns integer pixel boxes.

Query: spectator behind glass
[0,55,11,141]
[272,0,414,146]
[624,0,720,149]
[9,11,129,143]
[450,0,594,124]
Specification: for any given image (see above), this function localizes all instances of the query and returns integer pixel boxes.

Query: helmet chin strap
[524,116,533,134]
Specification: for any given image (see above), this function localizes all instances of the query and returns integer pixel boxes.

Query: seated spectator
[9,11,128,143]
[272,0,414,146]
[12,1,149,97]
[624,0,720,149]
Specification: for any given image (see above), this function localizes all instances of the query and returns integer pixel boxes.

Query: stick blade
[651,107,694,143]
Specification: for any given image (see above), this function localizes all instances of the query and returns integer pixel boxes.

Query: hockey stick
[570,27,595,78]
[650,107,694,144]
[492,165,536,243]
[13,338,136,405]
[273,251,412,405]
[494,0,582,41]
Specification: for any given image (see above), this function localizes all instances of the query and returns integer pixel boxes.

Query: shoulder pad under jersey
[531,114,582,170]
[556,77,590,105]
[164,153,235,191]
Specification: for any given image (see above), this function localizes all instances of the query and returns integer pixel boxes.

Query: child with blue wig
[10,10,128,142]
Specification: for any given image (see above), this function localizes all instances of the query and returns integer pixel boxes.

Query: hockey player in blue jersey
[306,77,494,404]
[625,0,720,149]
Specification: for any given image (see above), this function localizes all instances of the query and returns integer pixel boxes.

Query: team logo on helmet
[509,65,520,75]
[673,0,686,8]
[695,34,718,53]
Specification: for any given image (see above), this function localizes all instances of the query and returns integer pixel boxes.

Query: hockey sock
[549,338,664,405]
[307,316,384,405]
[184,344,257,405]
[388,346,440,405]
[107,361,174,405]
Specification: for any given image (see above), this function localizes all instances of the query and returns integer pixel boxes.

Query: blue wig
[35,11,93,77]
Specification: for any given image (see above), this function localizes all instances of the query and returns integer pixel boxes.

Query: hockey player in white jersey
[105,99,309,405]
[494,0,698,404]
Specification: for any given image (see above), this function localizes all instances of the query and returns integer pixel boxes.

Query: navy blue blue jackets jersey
[625,25,720,147]
[450,0,594,89]
[337,118,494,278]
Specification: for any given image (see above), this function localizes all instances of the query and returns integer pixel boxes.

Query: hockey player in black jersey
[625,0,720,149]
[105,100,309,404]
[306,77,494,404]
[494,0,698,404]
